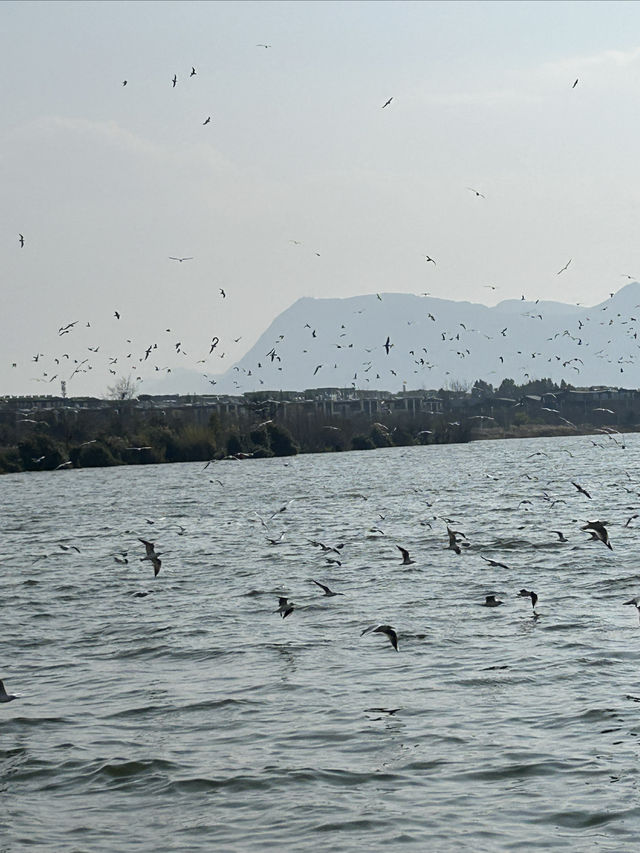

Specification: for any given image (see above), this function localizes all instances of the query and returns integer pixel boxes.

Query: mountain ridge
[141,284,640,395]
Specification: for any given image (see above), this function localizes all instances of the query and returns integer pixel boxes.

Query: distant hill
[141,284,640,394]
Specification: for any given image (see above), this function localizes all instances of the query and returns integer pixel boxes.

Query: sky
[4,0,640,397]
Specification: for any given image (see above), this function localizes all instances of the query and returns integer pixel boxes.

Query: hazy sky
[4,0,640,397]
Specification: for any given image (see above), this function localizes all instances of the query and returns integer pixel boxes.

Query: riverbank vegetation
[1,377,637,473]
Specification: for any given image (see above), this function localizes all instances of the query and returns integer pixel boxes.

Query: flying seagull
[571,481,591,499]
[169,257,193,262]
[447,527,461,555]
[18,234,24,247]
[480,555,510,570]
[397,546,415,565]
[381,97,393,108]
[139,538,162,576]
[0,680,17,703]
[425,255,436,265]
[312,580,343,596]
[553,531,568,542]
[582,520,612,550]
[172,74,177,87]
[518,589,538,611]
[572,78,579,88]
[384,336,392,355]
[276,597,294,618]
[361,624,398,651]
[203,116,211,125]
[190,66,197,76]
[467,187,485,198]
[556,259,572,275]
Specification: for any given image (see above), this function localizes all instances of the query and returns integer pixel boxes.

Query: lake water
[2,434,640,851]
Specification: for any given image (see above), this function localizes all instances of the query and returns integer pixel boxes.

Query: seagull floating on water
[483,595,503,607]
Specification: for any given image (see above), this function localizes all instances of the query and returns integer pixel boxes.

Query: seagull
[467,187,485,198]
[571,481,591,499]
[397,546,415,565]
[0,680,17,703]
[18,233,24,247]
[582,520,612,550]
[381,97,393,108]
[361,624,398,651]
[482,595,503,607]
[312,580,343,596]
[139,538,162,576]
[572,78,579,88]
[219,288,226,298]
[556,259,572,275]
[122,80,127,86]
[190,66,197,76]
[553,531,568,542]
[424,255,436,265]
[266,532,285,545]
[384,336,392,355]
[624,598,640,622]
[172,74,177,87]
[256,43,271,48]
[276,597,294,618]
[517,589,538,611]
[480,555,510,569]
[203,116,211,125]
[169,257,193,262]
[447,527,461,555]
[58,544,81,553]
[114,310,120,319]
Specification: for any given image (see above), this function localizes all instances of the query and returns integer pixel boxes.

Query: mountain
[142,284,640,395]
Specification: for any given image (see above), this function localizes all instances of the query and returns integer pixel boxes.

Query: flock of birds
[3,426,639,705]
[9,278,640,400]
[10,66,636,398]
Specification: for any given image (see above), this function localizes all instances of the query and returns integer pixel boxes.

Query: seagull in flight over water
[276,597,294,618]
[312,580,343,596]
[361,624,398,651]
[139,538,162,576]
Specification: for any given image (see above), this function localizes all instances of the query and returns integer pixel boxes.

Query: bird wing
[312,580,331,594]
[138,538,155,557]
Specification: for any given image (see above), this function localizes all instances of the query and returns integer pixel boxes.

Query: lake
[2,434,639,851]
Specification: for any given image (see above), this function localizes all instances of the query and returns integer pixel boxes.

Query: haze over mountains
[143,283,640,396]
